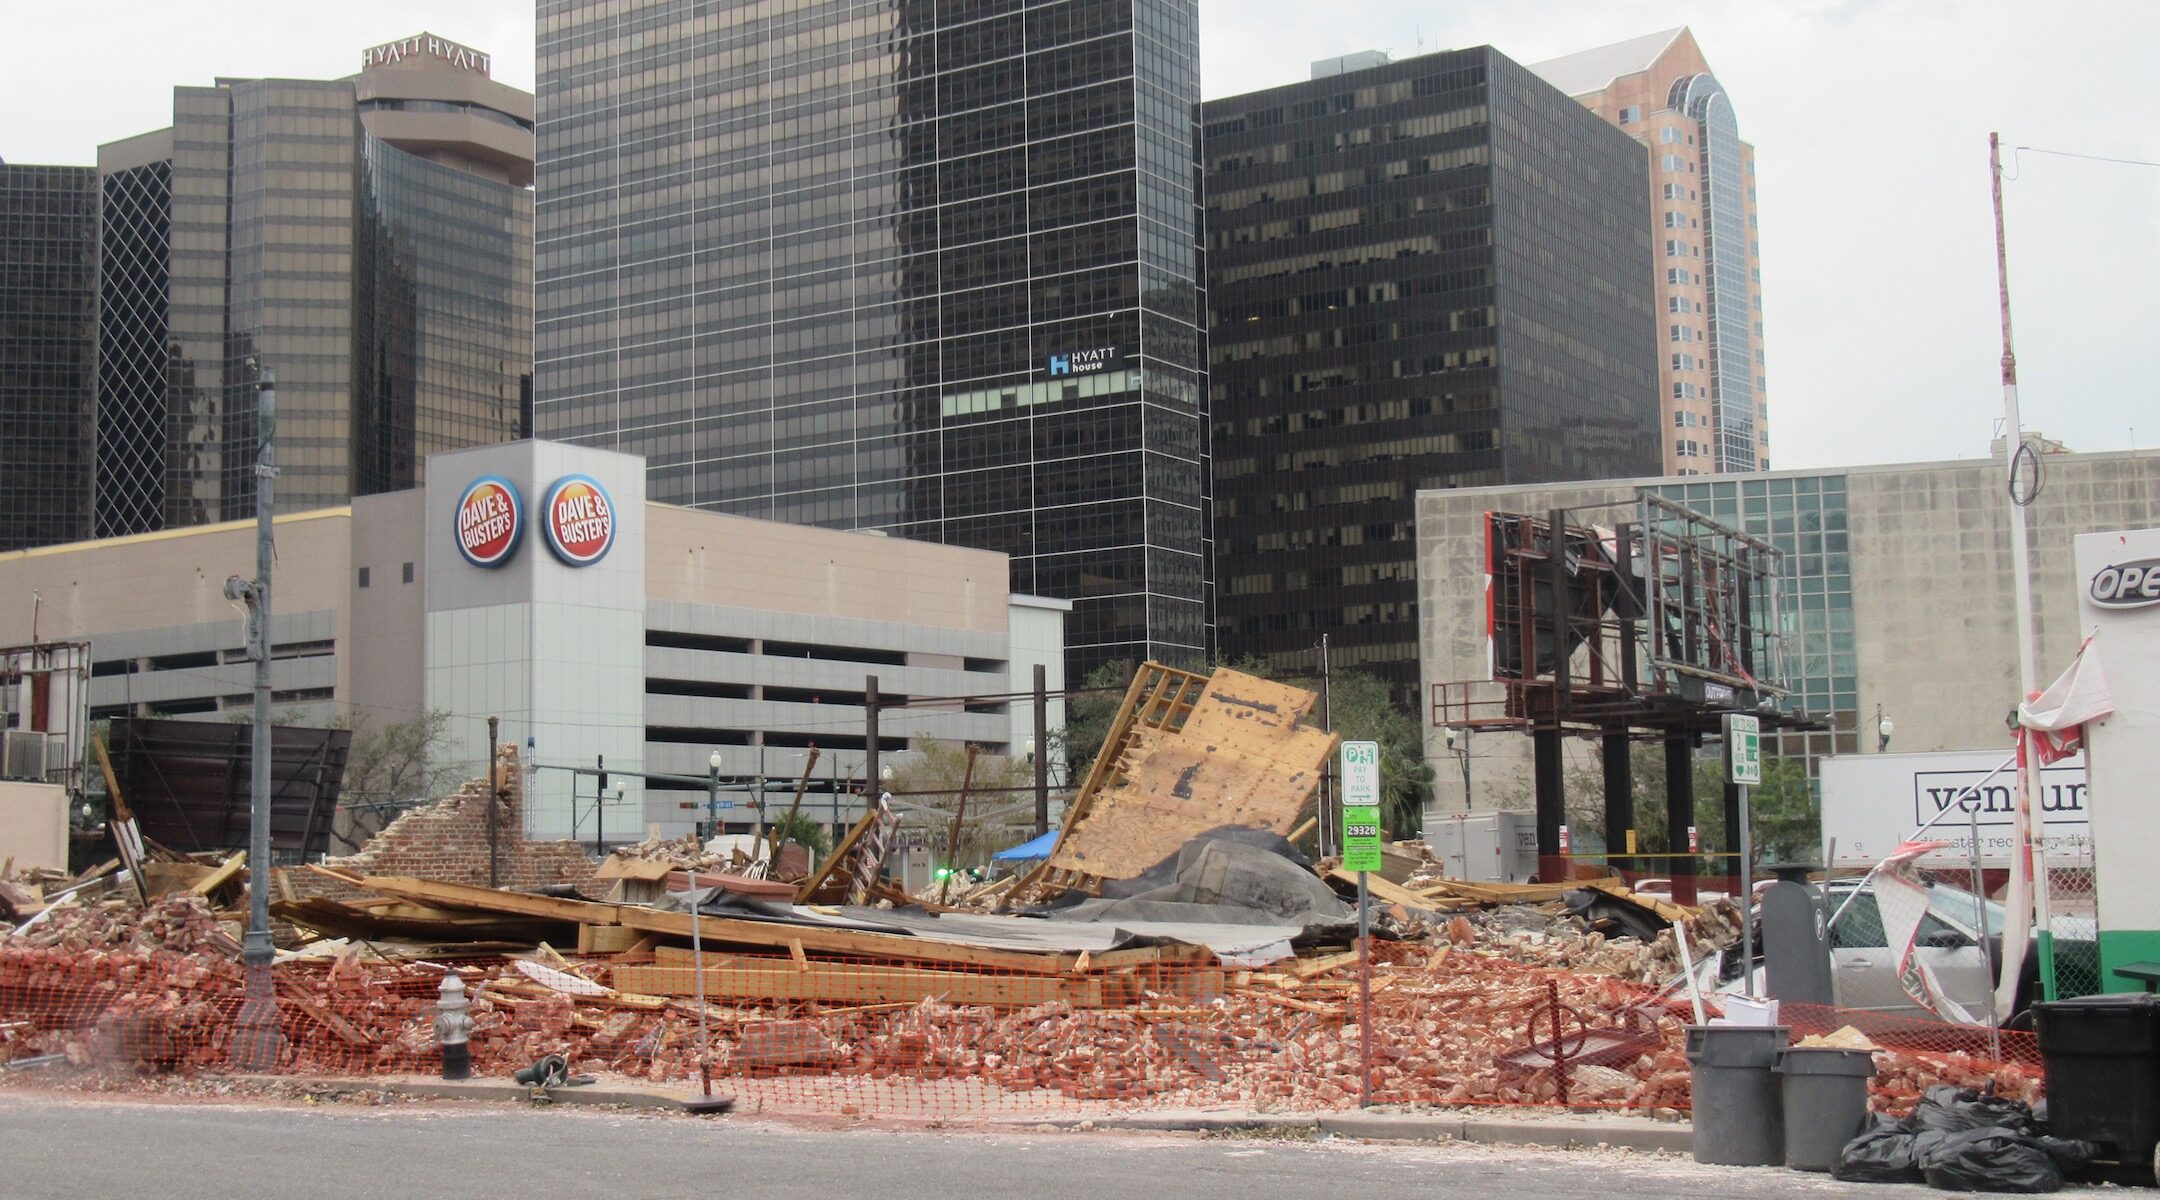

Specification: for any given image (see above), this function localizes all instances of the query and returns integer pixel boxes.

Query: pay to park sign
[1340,740,1383,873]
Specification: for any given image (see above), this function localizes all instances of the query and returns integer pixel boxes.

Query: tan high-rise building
[1530,28,1768,475]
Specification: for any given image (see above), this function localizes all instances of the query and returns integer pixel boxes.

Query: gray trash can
[1686,1025,1789,1166]
[1775,1046,1877,1171]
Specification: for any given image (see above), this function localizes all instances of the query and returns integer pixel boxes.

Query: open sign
[2090,558,2160,608]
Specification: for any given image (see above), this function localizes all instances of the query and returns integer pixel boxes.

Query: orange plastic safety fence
[0,938,2045,1121]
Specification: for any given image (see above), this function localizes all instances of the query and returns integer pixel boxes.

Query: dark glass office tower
[0,164,99,552]
[1204,48,1660,700]
[92,35,534,536]
[535,0,1211,676]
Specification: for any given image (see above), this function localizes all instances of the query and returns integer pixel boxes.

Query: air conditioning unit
[0,730,48,781]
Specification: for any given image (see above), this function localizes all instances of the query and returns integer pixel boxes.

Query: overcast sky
[4,1,2154,470]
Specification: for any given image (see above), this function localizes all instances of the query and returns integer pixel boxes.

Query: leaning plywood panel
[1045,668,1336,881]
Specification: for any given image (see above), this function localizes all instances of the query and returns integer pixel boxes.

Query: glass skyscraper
[0,164,99,552]
[1204,48,1662,700]
[535,0,1211,676]
[93,35,534,537]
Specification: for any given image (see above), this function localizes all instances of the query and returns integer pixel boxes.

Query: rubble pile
[1454,896,1744,985]
[607,833,739,874]
[8,894,240,958]
[0,670,2054,1122]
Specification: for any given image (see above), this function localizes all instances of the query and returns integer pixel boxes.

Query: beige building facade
[1414,447,2160,825]
[1530,28,1769,476]
[0,441,1066,845]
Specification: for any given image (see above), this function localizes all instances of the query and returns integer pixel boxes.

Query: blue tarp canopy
[992,829,1060,862]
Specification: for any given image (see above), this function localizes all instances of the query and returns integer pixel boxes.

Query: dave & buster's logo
[2090,558,2160,609]
[455,476,523,568]
[541,474,616,567]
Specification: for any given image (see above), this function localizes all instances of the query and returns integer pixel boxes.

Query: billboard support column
[1602,730,1633,874]
[1665,734,1697,906]
[1533,728,1564,882]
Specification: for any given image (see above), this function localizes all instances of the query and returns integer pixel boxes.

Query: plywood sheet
[1046,668,1336,881]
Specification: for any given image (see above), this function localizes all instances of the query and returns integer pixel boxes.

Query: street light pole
[226,364,281,1070]
[1876,705,1894,753]
[706,750,723,841]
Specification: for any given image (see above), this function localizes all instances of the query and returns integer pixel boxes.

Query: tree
[766,808,832,858]
[1299,668,1435,838]
[886,740,1033,871]
[1551,744,1820,868]
[1050,658,1136,785]
[335,710,470,850]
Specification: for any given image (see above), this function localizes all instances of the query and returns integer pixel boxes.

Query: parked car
[1706,876,2085,1027]
[1820,876,2009,1022]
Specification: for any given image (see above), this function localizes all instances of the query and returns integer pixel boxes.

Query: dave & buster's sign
[455,477,523,568]
[541,474,616,567]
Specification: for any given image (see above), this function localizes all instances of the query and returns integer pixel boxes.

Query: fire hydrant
[435,973,473,1081]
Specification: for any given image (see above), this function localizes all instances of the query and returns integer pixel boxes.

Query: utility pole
[1992,130,2053,1004]
[487,716,500,887]
[1318,634,1333,857]
[1032,663,1049,837]
[224,364,281,1070]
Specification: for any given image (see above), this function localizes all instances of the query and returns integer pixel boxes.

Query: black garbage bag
[1917,1128,2064,1193]
[1835,1114,1926,1184]
[1909,1084,2042,1138]
[2035,1136,2102,1175]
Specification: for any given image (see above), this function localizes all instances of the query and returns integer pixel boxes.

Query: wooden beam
[1326,865,1444,912]
[613,904,1083,975]
[190,851,247,897]
[357,876,621,926]
[611,961,1106,1009]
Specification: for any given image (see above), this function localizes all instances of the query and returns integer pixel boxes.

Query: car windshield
[1924,882,2006,934]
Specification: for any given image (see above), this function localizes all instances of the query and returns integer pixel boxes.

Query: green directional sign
[1340,740,1383,872]
[1726,713,1761,786]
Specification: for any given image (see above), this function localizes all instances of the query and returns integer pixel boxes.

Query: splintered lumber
[614,959,1107,1009]
[1582,877,1695,923]
[612,905,1086,976]
[269,896,568,944]
[190,852,247,897]
[359,876,621,925]
[576,924,647,955]
[1287,949,1361,979]
[1326,865,1445,912]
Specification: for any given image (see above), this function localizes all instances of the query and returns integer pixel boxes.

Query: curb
[231,1075,689,1112]
[1033,1110,1693,1153]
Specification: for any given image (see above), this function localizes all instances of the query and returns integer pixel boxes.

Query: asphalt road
[0,1092,2105,1200]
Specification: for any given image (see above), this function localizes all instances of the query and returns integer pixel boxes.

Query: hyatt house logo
[1046,346,1120,378]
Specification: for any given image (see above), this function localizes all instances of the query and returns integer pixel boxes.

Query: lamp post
[225,362,281,1070]
[706,750,723,841]
[1877,706,1895,753]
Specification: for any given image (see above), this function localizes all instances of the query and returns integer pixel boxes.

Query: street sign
[1341,740,1379,805]
[1340,740,1382,872]
[1726,713,1761,785]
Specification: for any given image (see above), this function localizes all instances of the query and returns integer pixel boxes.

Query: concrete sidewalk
[238,1075,1693,1152]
